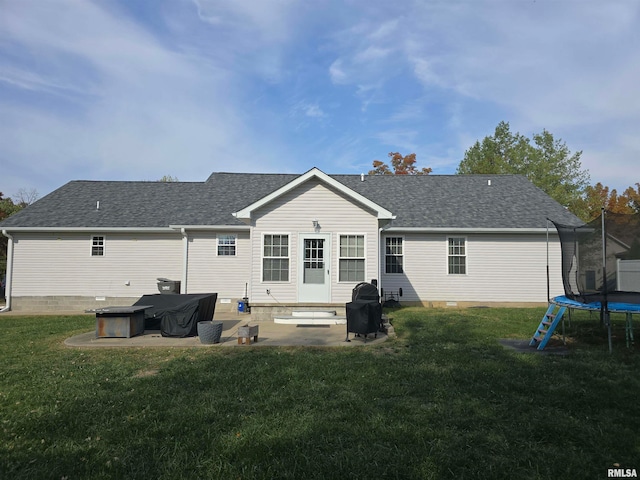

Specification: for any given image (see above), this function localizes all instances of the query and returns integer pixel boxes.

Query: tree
[457,121,590,217]
[0,193,24,221]
[1,192,31,281]
[158,175,179,182]
[13,188,39,206]
[623,183,640,213]
[581,182,640,221]
[369,152,432,175]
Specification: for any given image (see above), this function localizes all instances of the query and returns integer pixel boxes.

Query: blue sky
[1,0,639,199]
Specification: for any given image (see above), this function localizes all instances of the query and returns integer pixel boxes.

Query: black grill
[345,282,382,342]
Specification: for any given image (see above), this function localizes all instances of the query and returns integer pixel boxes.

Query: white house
[0,168,582,318]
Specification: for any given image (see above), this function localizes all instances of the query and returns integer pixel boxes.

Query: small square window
[217,234,237,256]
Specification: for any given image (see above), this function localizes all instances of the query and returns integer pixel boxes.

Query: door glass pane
[304,238,324,284]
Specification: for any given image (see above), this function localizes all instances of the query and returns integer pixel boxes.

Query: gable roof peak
[232,166,395,221]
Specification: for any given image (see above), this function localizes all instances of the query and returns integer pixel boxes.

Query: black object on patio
[345,282,382,342]
[133,293,217,337]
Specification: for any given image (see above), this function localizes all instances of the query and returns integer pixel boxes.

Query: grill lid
[352,282,380,302]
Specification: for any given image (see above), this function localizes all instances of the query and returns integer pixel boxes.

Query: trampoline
[550,295,638,348]
[533,210,640,352]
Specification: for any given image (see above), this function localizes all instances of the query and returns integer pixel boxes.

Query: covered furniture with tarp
[345,282,382,342]
[133,293,217,338]
[531,211,640,352]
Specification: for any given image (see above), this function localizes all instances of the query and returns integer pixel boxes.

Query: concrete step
[274,314,346,325]
[291,310,337,318]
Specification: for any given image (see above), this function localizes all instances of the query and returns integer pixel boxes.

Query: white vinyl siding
[10,232,182,297]
[380,233,564,304]
[249,178,379,303]
[187,231,250,298]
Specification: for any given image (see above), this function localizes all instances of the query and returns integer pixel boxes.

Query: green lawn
[1,308,638,479]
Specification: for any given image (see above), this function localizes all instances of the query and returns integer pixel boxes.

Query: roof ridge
[67,179,204,184]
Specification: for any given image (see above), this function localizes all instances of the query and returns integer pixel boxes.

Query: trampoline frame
[550,295,636,349]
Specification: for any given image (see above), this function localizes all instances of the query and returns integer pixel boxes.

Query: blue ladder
[529,304,566,350]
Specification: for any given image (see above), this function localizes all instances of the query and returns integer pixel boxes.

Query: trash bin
[157,278,181,294]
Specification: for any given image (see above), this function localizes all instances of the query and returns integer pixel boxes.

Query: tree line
[370,121,639,221]
[0,190,38,277]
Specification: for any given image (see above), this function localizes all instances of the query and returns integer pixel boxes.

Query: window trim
[216,233,237,256]
[261,232,291,283]
[91,235,105,257]
[337,233,367,283]
[447,236,467,275]
[384,236,404,274]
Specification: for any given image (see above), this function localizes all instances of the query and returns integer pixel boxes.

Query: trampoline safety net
[552,211,640,305]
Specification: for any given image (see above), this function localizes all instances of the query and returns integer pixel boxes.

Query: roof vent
[96,200,100,210]
[487,179,492,186]
[361,173,365,182]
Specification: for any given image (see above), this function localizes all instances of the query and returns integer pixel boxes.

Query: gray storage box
[157,278,181,294]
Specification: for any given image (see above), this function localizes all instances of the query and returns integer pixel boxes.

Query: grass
[1,308,639,479]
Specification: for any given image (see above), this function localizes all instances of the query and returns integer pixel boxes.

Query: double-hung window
[263,234,289,281]
[339,234,365,282]
[385,237,403,274]
[91,236,105,256]
[448,237,466,275]
[217,234,237,256]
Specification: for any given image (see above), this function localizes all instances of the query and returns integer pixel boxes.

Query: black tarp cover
[133,293,217,337]
[346,301,382,335]
[346,282,382,336]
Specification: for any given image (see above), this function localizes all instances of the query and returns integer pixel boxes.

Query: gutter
[1,225,251,233]
[1,230,13,312]
[170,225,251,231]
[383,227,558,234]
[0,227,176,233]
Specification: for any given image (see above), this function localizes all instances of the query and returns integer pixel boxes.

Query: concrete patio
[63,315,389,348]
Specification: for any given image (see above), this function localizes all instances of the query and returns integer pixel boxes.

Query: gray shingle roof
[0,172,582,230]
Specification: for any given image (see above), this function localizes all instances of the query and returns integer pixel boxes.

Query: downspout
[181,228,188,294]
[1,230,14,312]
[377,221,394,296]
[377,227,382,293]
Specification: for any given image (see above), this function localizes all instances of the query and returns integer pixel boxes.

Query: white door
[298,234,331,302]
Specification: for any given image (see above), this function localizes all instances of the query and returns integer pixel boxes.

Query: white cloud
[1,0,639,198]
[410,56,445,90]
[329,59,348,84]
[0,0,280,195]
[354,46,393,63]
[303,104,325,118]
[191,0,297,43]
[376,129,418,152]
